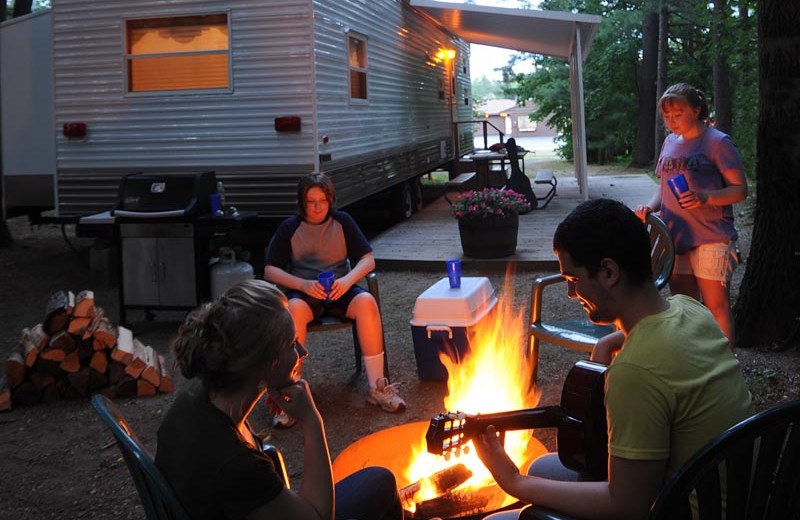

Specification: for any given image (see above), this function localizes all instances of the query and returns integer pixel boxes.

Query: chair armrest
[529,273,567,325]
[262,443,290,488]
[366,272,380,310]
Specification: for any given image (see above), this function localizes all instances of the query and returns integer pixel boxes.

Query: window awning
[410,0,602,199]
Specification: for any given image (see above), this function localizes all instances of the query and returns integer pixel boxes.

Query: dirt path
[0,184,797,519]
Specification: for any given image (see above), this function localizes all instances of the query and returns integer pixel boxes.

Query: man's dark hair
[553,198,653,285]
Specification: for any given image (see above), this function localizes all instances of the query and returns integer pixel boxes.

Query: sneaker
[367,377,406,413]
[271,410,297,429]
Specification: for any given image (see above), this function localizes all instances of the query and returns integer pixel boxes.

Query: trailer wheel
[410,177,424,213]
[391,182,414,220]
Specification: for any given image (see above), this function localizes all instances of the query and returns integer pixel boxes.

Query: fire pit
[332,277,545,519]
[332,421,546,520]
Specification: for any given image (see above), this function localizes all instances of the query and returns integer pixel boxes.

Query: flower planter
[457,213,519,258]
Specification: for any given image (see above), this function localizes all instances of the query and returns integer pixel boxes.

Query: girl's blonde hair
[659,82,710,121]
[171,279,294,392]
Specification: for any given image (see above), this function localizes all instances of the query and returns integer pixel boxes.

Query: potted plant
[450,188,531,258]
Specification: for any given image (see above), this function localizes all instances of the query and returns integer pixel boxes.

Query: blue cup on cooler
[446,259,461,289]
[667,173,689,202]
[318,271,335,302]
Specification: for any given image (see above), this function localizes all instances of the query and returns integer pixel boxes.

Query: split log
[412,484,497,520]
[115,375,137,397]
[157,355,174,393]
[5,351,26,388]
[0,375,11,412]
[45,330,76,357]
[399,463,473,507]
[76,338,95,361]
[66,367,90,397]
[137,379,157,396]
[30,371,55,391]
[20,325,46,367]
[73,290,96,318]
[88,369,109,391]
[43,290,74,334]
[86,309,116,349]
[107,360,126,385]
[39,344,67,363]
[10,380,41,406]
[139,346,161,387]
[34,358,63,376]
[111,326,134,364]
[59,350,81,373]
[90,350,108,374]
[124,339,149,379]
[67,317,91,336]
[40,382,62,403]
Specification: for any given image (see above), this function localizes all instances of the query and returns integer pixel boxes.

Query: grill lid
[112,171,216,218]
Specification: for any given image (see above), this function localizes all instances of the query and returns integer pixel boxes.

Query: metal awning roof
[410,0,601,61]
[410,0,602,200]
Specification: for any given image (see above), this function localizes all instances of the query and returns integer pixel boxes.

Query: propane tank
[210,247,254,299]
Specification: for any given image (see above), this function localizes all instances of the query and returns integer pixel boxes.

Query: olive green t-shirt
[606,295,753,477]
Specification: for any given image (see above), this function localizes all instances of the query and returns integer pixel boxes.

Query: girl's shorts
[674,241,739,283]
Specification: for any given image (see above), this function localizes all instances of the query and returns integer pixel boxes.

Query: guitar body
[557,360,608,479]
[426,360,608,479]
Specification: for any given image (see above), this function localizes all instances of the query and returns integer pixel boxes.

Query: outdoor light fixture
[435,48,456,61]
[274,116,301,132]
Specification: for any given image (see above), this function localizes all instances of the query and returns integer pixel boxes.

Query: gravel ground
[0,190,797,520]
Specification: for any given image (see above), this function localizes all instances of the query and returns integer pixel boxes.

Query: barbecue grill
[114,171,217,325]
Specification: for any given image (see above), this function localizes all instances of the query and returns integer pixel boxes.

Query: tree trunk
[631,4,659,167]
[733,0,800,349]
[655,0,670,161]
[712,0,732,133]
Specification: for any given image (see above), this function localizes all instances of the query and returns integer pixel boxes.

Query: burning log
[412,484,498,520]
[399,463,473,507]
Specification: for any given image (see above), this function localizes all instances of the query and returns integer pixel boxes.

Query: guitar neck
[464,405,580,435]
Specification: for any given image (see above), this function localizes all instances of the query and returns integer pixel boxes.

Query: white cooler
[410,277,497,381]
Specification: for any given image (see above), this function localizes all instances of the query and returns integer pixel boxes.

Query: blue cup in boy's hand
[318,271,334,302]
[667,173,689,202]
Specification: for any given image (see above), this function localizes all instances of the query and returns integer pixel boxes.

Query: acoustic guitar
[425,360,609,479]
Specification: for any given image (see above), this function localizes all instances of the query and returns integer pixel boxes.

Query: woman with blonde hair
[156,279,403,520]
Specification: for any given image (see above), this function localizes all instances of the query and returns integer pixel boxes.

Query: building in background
[473,98,555,141]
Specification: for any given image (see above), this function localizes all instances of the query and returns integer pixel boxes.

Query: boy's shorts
[674,241,739,283]
[287,285,367,318]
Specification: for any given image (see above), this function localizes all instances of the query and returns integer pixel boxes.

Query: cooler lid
[410,277,497,327]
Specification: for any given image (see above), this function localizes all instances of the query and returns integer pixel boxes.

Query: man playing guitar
[474,198,753,520]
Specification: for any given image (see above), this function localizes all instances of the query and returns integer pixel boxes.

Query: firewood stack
[1,289,174,411]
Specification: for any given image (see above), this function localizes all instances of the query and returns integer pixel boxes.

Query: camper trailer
[1,0,474,221]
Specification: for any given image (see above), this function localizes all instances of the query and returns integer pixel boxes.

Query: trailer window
[126,14,230,93]
[347,34,368,101]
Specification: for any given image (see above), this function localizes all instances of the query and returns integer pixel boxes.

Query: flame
[403,272,540,512]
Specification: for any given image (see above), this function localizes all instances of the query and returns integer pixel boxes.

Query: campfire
[334,277,544,520]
